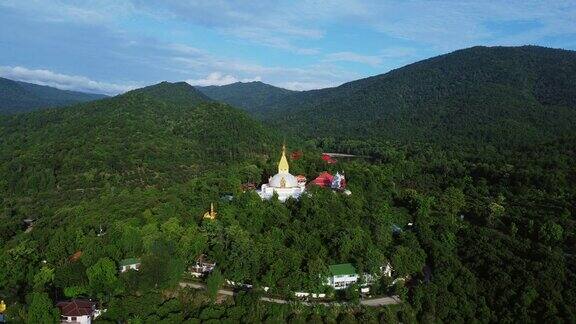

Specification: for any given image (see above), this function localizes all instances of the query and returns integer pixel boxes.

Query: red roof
[291,151,303,160]
[312,172,334,187]
[69,251,83,262]
[241,183,256,191]
[321,154,337,164]
[57,300,96,317]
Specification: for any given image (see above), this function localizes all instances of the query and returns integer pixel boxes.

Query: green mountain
[0,77,107,114]
[0,81,277,204]
[132,81,211,106]
[197,81,295,113]
[206,46,576,149]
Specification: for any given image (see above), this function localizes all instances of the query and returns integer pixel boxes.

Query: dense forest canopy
[0,47,575,323]
[0,77,107,114]
[201,46,576,150]
[0,81,279,227]
[197,81,295,113]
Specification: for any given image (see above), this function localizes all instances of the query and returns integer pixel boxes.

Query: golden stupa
[0,300,6,313]
[278,144,289,173]
[203,203,217,220]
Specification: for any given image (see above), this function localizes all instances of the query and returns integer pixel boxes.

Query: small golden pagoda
[0,300,6,313]
[203,203,217,220]
[278,144,289,173]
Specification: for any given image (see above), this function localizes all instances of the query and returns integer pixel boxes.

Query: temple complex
[257,145,306,202]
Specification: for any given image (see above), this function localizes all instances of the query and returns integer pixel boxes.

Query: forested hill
[208,46,576,149]
[0,81,278,208]
[277,46,576,147]
[197,81,295,113]
[130,81,211,106]
[0,77,107,114]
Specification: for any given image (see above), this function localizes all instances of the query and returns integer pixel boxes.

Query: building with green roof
[327,263,359,290]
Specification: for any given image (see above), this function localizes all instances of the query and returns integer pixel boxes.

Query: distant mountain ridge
[197,81,295,113]
[199,46,576,148]
[0,77,107,114]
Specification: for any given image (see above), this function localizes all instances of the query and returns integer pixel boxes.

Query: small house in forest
[119,258,141,273]
[57,299,102,324]
[190,254,216,277]
[326,263,359,290]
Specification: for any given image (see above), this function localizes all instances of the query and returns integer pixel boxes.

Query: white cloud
[324,52,383,67]
[171,53,354,90]
[359,0,576,50]
[4,0,574,94]
[279,80,338,91]
[136,0,576,53]
[0,66,137,95]
[186,72,261,87]
[0,0,136,25]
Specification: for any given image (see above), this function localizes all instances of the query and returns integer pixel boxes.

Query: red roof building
[241,182,256,191]
[291,150,303,160]
[69,251,83,262]
[311,171,347,190]
[57,299,98,323]
[296,175,307,183]
[321,154,337,164]
[312,172,334,188]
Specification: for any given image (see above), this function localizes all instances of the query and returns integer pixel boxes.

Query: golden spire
[203,203,217,220]
[278,144,289,173]
[0,300,6,313]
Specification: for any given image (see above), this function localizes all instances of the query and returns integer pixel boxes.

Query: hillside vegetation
[0,81,278,214]
[200,46,576,149]
[197,81,295,113]
[0,77,107,114]
[0,48,575,323]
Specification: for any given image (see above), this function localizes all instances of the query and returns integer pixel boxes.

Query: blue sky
[0,0,575,94]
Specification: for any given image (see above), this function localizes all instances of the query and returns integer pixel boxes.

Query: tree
[538,221,563,246]
[33,266,55,292]
[86,257,123,302]
[26,292,59,324]
[206,269,224,302]
[64,286,89,299]
[439,187,466,216]
[391,246,426,277]
[345,283,360,303]
[140,239,185,290]
[487,202,505,226]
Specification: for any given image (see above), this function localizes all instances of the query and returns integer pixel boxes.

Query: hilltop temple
[257,145,306,202]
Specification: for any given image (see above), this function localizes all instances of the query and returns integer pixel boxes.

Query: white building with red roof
[56,299,102,324]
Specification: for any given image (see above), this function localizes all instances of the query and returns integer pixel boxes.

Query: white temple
[257,145,306,202]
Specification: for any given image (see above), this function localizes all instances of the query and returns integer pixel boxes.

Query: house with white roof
[119,258,141,273]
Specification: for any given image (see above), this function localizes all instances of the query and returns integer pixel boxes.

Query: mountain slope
[0,77,107,114]
[131,81,211,106]
[197,81,295,113]
[0,81,277,200]
[238,46,576,148]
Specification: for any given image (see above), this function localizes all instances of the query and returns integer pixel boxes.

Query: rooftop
[56,299,96,317]
[329,263,357,276]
